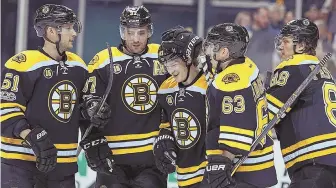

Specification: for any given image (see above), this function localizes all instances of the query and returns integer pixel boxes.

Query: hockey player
[0,4,111,188]
[267,18,336,187]
[153,27,208,188]
[202,23,278,188]
[82,5,168,188]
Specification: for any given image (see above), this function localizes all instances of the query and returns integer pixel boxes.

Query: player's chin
[174,74,184,83]
[131,46,145,54]
[67,43,74,50]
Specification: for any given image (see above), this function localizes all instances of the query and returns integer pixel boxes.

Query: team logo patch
[225,26,233,32]
[42,6,50,14]
[113,64,122,74]
[12,53,26,63]
[48,80,78,123]
[303,19,310,26]
[222,73,240,84]
[166,95,174,106]
[171,108,201,149]
[89,55,99,65]
[121,74,158,114]
[43,68,53,79]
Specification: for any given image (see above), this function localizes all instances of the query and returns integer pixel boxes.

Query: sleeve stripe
[159,122,170,129]
[176,161,207,173]
[106,131,159,141]
[267,103,279,114]
[266,94,291,112]
[206,149,224,155]
[0,103,26,111]
[0,108,21,116]
[218,140,251,151]
[219,133,253,145]
[220,126,254,137]
[0,112,24,122]
[266,94,283,108]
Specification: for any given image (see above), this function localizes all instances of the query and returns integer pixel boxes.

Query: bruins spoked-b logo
[171,108,201,149]
[48,80,77,123]
[122,74,158,114]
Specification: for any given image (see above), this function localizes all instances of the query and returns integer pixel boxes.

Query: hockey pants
[1,162,76,188]
[289,164,336,188]
[95,164,167,188]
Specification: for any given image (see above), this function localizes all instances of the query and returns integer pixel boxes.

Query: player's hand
[81,95,111,129]
[204,155,235,188]
[22,126,57,173]
[80,133,114,175]
[153,129,177,174]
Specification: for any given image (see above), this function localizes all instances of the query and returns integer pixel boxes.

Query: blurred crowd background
[1,0,336,76]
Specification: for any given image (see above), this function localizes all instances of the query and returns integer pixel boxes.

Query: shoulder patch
[89,55,99,65]
[12,53,27,63]
[222,73,240,84]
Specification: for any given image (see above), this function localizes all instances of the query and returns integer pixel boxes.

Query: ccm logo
[83,138,107,149]
[206,164,226,171]
[36,130,47,140]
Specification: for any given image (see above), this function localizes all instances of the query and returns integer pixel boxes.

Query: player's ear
[295,42,305,54]
[219,47,230,60]
[45,26,54,36]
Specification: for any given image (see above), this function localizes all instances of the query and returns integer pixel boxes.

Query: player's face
[276,36,295,60]
[203,41,226,72]
[165,57,188,82]
[123,26,149,54]
[59,23,79,50]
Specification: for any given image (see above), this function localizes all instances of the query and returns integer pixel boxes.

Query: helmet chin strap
[182,64,192,83]
[213,53,230,74]
[44,33,65,56]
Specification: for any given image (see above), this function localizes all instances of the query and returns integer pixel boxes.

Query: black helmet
[158,26,203,66]
[119,5,153,40]
[203,23,249,59]
[34,4,81,37]
[275,18,319,54]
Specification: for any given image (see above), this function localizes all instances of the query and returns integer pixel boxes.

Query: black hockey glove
[81,95,111,129]
[204,155,235,188]
[80,133,114,175]
[22,127,57,173]
[153,129,177,174]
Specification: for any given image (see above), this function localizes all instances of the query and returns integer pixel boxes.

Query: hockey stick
[263,71,273,90]
[231,53,332,175]
[76,43,114,157]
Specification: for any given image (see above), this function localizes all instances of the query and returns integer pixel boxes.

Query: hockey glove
[204,155,235,188]
[153,129,177,174]
[22,127,57,173]
[81,95,111,129]
[80,133,114,175]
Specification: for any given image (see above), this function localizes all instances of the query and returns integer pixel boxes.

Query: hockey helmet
[203,23,249,59]
[158,26,203,66]
[119,5,153,40]
[34,4,81,37]
[275,18,319,54]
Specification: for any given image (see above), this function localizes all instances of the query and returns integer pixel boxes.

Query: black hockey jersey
[158,72,207,187]
[0,50,88,177]
[85,44,167,165]
[267,54,336,176]
[206,57,277,187]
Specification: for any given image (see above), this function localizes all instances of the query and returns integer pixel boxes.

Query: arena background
[2,0,335,187]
